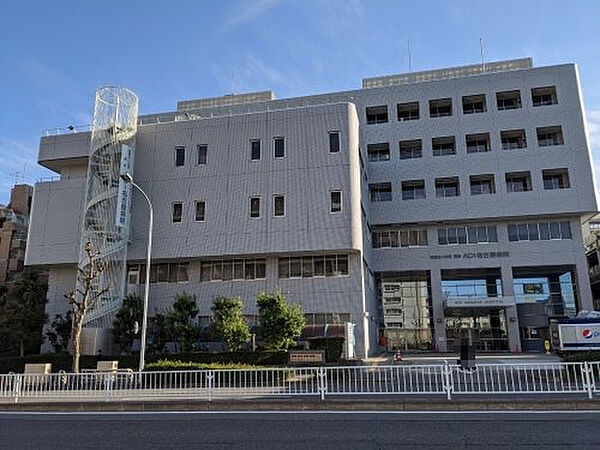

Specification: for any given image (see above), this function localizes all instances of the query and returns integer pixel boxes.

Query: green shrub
[561,351,600,362]
[145,359,259,371]
[309,338,344,362]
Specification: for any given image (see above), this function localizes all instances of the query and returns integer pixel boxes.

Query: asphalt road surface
[1,410,599,449]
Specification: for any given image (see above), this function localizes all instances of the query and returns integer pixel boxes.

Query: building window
[542,168,570,190]
[506,171,532,193]
[172,202,183,223]
[402,180,425,200]
[175,146,185,167]
[532,86,558,107]
[373,229,428,248]
[201,259,266,282]
[367,143,390,162]
[197,145,207,165]
[432,136,456,156]
[397,101,419,121]
[250,197,260,218]
[399,139,422,159]
[195,201,205,222]
[466,133,491,153]
[329,131,340,153]
[330,191,342,213]
[470,174,496,195]
[274,137,285,158]
[278,254,349,278]
[369,183,392,202]
[251,139,261,160]
[438,225,498,245]
[537,126,564,146]
[496,90,522,110]
[435,177,460,198]
[501,129,527,150]
[130,262,190,284]
[366,105,388,124]
[508,221,572,241]
[462,94,486,114]
[429,98,452,118]
[273,195,285,217]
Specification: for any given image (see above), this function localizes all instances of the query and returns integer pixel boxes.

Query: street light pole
[120,173,153,372]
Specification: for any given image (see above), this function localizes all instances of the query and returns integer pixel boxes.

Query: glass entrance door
[445,309,508,351]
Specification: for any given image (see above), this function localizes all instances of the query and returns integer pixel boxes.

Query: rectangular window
[250,197,260,218]
[532,86,558,107]
[466,133,491,153]
[369,183,393,202]
[397,101,419,121]
[366,105,388,124]
[278,254,349,278]
[197,145,207,165]
[435,177,460,198]
[373,229,427,248]
[462,94,486,114]
[194,201,205,222]
[470,174,495,195]
[401,180,425,200]
[273,195,285,217]
[201,259,266,281]
[438,225,497,245]
[329,131,340,153]
[429,98,452,118]
[251,139,261,160]
[172,202,183,223]
[399,139,422,159]
[330,191,342,213]
[274,137,285,158]
[432,136,456,156]
[175,146,185,167]
[496,90,522,110]
[537,126,564,146]
[506,172,532,193]
[367,143,390,162]
[501,130,527,150]
[542,168,570,190]
[508,221,572,241]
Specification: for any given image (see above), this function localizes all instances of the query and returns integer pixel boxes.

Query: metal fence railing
[1,362,598,404]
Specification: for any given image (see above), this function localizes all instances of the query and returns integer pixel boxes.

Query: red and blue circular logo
[583,329,593,339]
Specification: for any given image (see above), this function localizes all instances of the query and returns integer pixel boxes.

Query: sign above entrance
[445,296,515,308]
[430,251,509,261]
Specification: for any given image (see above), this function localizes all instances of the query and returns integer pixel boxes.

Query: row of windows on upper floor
[372,220,572,249]
[173,132,342,166]
[369,168,571,201]
[365,86,558,124]
[170,191,343,223]
[367,126,564,161]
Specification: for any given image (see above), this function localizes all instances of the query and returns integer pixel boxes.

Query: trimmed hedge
[0,351,287,374]
[145,360,259,371]
[309,338,344,363]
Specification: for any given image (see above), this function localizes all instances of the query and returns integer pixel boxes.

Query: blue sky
[1,0,600,204]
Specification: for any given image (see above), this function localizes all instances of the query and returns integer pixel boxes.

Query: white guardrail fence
[0,361,598,403]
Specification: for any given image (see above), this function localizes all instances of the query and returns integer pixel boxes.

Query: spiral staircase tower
[78,86,138,354]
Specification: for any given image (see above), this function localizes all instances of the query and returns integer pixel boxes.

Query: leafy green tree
[112,294,143,353]
[167,292,199,352]
[148,311,171,354]
[45,312,72,353]
[210,297,250,351]
[256,290,306,350]
[0,269,48,357]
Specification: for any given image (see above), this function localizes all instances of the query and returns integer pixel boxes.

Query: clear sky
[1,0,599,204]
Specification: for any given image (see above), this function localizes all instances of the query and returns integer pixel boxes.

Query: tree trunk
[72,318,83,373]
[19,339,24,358]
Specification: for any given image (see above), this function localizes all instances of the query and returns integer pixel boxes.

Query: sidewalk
[365,352,562,366]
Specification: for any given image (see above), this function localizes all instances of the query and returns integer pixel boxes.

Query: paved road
[1,410,599,449]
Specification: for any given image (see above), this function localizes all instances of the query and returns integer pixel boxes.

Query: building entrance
[445,309,509,351]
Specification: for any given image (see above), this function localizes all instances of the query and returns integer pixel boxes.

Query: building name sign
[445,296,515,308]
[430,251,509,261]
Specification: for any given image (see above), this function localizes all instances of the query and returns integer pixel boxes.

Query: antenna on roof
[480,38,485,73]
[407,38,412,72]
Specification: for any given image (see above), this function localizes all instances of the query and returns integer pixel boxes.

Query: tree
[45,312,72,353]
[64,241,108,372]
[0,269,47,357]
[210,297,250,351]
[167,292,199,352]
[112,294,142,353]
[148,311,170,354]
[256,290,306,350]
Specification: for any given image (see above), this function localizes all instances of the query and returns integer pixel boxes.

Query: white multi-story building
[26,58,598,356]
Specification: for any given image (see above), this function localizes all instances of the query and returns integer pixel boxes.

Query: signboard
[559,324,600,350]
[445,296,515,308]
[430,251,509,261]
[115,144,133,228]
